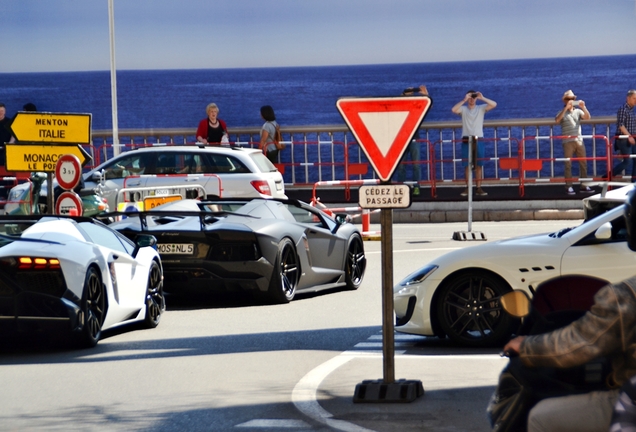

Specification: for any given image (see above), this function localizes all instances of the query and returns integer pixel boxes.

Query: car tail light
[17,257,61,270]
[250,180,272,196]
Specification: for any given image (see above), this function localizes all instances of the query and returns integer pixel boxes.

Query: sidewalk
[287,183,586,223]
[296,349,507,431]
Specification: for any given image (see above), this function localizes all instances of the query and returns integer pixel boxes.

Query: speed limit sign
[55,154,82,190]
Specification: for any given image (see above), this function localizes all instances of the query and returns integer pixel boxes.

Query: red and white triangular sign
[337,96,432,181]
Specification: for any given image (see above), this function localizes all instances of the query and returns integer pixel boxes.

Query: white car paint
[393,204,634,338]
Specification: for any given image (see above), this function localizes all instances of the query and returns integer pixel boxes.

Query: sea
[1,54,636,132]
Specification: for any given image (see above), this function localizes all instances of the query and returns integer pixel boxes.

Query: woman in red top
[196,103,228,145]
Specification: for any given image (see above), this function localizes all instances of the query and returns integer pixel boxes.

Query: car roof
[116,145,260,156]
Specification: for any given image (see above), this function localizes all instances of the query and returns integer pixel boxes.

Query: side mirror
[594,222,612,240]
[334,213,350,225]
[91,171,102,182]
[500,291,531,318]
[132,234,157,258]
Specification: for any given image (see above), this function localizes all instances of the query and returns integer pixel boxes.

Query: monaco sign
[5,143,91,172]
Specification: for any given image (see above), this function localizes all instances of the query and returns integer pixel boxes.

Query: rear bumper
[0,292,80,332]
[162,258,272,293]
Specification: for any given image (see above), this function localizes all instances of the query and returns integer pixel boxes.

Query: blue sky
[2,0,635,73]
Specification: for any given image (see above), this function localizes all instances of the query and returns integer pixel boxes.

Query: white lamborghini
[0,215,164,347]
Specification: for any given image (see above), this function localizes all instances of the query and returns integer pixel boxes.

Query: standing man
[609,89,636,181]
[0,103,15,168]
[397,85,429,196]
[452,90,497,197]
[555,90,593,195]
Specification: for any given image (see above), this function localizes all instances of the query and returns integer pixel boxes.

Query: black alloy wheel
[77,267,106,348]
[345,234,366,290]
[144,261,165,328]
[436,271,517,347]
[268,238,300,303]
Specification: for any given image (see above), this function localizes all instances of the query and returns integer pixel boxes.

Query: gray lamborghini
[108,198,366,303]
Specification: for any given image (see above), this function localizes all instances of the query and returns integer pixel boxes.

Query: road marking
[235,419,310,428]
[292,352,376,432]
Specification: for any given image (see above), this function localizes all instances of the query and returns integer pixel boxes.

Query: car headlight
[398,264,438,288]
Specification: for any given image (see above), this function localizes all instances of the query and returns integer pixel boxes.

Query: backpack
[272,122,284,150]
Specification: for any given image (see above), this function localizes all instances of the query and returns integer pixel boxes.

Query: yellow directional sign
[5,144,92,172]
[11,112,92,144]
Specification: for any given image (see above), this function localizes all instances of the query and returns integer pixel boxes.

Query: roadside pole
[380,206,395,382]
[453,136,487,241]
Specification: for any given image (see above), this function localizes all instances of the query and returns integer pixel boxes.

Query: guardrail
[90,115,621,199]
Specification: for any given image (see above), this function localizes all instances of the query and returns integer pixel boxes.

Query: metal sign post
[353,182,423,403]
[453,136,487,241]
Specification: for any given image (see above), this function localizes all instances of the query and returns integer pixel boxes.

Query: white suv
[5,145,286,213]
[84,145,287,206]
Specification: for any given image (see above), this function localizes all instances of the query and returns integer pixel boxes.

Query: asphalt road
[0,219,582,431]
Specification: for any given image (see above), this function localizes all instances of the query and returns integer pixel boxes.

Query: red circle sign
[55,154,82,190]
[55,191,83,216]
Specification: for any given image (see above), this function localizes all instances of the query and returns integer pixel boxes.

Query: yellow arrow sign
[5,144,92,172]
[11,112,92,144]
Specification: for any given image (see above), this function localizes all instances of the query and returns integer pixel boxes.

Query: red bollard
[362,209,370,233]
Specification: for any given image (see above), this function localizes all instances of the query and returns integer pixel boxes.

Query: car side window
[576,215,627,246]
[103,154,146,179]
[76,222,135,255]
[206,154,250,174]
[284,204,328,228]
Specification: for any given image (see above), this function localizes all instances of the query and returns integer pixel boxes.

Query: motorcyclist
[503,187,636,432]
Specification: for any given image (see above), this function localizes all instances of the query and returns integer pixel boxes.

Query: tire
[267,238,300,303]
[436,271,518,347]
[345,234,366,290]
[143,261,165,329]
[77,267,106,348]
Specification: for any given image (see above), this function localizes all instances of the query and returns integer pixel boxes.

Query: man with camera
[555,90,593,195]
[452,90,497,197]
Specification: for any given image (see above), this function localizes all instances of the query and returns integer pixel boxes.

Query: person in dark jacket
[503,188,636,431]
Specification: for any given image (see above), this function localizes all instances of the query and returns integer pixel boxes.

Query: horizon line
[1,53,634,75]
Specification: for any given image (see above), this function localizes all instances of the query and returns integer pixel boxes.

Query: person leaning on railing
[609,89,636,181]
[196,102,229,146]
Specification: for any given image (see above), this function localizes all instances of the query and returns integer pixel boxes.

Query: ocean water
[1,55,635,132]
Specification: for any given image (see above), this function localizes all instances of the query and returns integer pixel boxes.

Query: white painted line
[235,419,310,428]
[292,354,376,432]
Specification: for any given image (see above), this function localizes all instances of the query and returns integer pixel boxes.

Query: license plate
[144,194,182,210]
[276,182,283,191]
[158,244,194,255]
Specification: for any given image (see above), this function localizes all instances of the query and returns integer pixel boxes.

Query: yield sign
[336,96,432,181]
